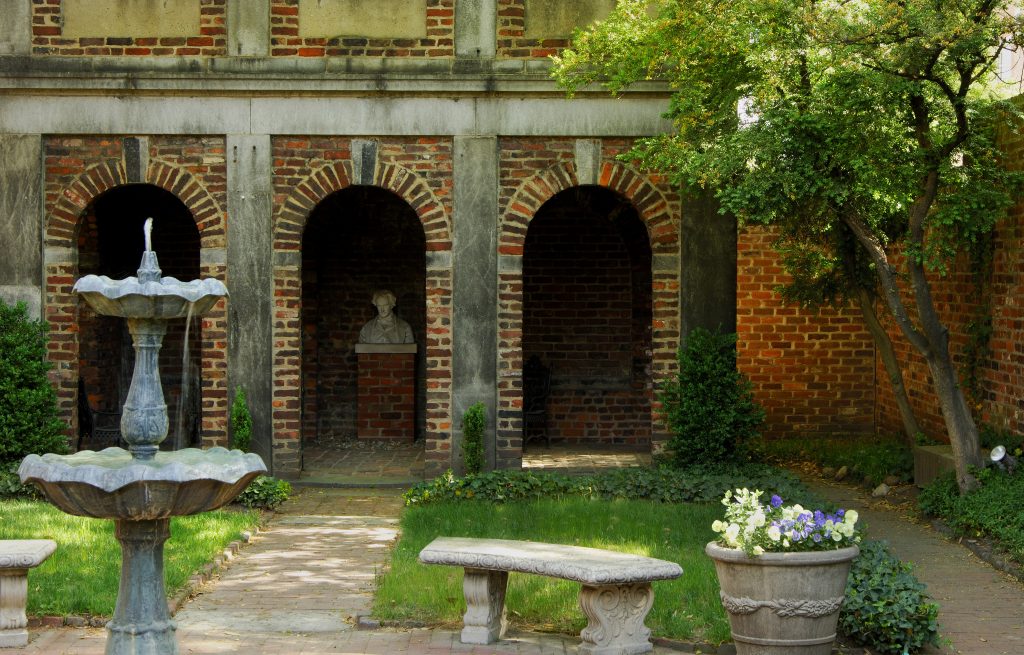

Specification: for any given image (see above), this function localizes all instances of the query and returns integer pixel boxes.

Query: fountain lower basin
[19,447,266,520]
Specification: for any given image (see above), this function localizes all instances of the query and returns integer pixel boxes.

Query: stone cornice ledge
[0,55,671,95]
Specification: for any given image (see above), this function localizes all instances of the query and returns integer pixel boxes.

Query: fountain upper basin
[19,447,266,520]
[73,274,228,319]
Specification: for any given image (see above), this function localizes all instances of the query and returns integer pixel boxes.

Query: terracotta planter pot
[705,542,859,655]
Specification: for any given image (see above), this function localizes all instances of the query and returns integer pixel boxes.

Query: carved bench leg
[578,582,654,655]
[460,568,508,645]
[0,569,29,648]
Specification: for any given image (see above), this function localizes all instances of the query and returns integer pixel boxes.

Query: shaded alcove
[300,186,427,452]
[76,184,202,450]
[522,186,653,448]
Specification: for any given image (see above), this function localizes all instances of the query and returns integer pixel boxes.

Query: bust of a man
[358,289,414,344]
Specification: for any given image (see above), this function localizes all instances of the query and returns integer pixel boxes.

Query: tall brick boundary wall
[42,136,229,448]
[873,124,1024,440]
[271,136,454,476]
[736,228,876,439]
[496,138,682,468]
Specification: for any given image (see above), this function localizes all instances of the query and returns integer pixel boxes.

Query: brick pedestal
[356,343,417,441]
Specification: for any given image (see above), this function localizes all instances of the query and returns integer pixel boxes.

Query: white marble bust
[358,289,414,344]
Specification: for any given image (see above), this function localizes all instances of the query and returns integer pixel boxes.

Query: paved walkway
[11,470,1024,654]
[806,477,1024,655]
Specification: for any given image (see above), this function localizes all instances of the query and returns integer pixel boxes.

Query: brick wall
[736,227,876,439]
[357,351,417,439]
[873,125,1024,440]
[497,138,681,466]
[269,0,454,57]
[523,187,652,445]
[272,136,453,475]
[43,136,229,448]
[31,0,227,56]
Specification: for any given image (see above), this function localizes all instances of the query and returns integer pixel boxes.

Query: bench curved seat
[419,537,682,655]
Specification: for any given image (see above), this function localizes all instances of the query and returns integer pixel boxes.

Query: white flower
[752,546,764,555]
[747,509,766,528]
[767,525,781,541]
[845,510,859,525]
[725,523,740,545]
[712,520,725,533]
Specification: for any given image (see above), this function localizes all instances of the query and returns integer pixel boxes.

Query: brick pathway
[807,478,1024,655]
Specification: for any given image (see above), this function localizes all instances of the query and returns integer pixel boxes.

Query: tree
[553,0,1023,492]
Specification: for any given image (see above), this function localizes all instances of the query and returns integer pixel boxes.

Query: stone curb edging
[929,518,1024,585]
[27,517,266,630]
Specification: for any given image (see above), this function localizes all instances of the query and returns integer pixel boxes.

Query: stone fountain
[19,219,266,655]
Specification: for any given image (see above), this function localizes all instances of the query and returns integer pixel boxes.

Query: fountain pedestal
[107,519,175,655]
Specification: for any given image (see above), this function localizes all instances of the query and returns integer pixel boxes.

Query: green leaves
[658,328,765,468]
[0,301,68,463]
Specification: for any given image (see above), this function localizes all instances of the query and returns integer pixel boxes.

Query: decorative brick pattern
[43,136,229,448]
[736,228,876,439]
[272,137,453,477]
[496,0,571,59]
[496,138,681,469]
[357,351,417,440]
[269,0,454,57]
[31,0,227,56]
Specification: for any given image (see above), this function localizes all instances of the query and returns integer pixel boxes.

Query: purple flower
[770,494,783,508]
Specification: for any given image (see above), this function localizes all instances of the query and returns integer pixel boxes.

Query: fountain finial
[144,217,153,252]
[137,218,161,284]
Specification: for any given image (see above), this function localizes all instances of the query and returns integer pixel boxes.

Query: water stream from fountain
[174,300,196,451]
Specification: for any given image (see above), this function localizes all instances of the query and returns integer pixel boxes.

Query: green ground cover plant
[839,540,941,654]
[756,435,913,486]
[236,475,292,510]
[374,498,733,643]
[919,468,1024,564]
[403,464,811,506]
[0,499,259,616]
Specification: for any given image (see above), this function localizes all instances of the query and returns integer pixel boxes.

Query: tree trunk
[855,288,921,444]
[924,353,983,492]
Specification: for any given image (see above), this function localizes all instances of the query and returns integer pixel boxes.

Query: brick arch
[494,161,680,468]
[271,160,454,477]
[275,160,452,251]
[44,159,228,449]
[47,160,225,248]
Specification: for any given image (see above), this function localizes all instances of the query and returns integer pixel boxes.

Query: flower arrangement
[711,488,860,556]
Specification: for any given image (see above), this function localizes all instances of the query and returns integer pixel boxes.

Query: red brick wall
[357,352,416,439]
[272,136,453,475]
[523,188,652,445]
[301,189,426,443]
[270,0,454,57]
[43,136,229,448]
[736,227,876,439]
[31,0,226,56]
[874,125,1024,440]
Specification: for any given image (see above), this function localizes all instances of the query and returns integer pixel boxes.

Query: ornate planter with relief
[706,542,858,655]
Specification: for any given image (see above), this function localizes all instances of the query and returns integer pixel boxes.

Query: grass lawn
[373,497,731,644]
[0,499,259,616]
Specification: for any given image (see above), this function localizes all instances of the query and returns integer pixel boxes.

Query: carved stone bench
[419,537,682,655]
[0,540,57,648]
